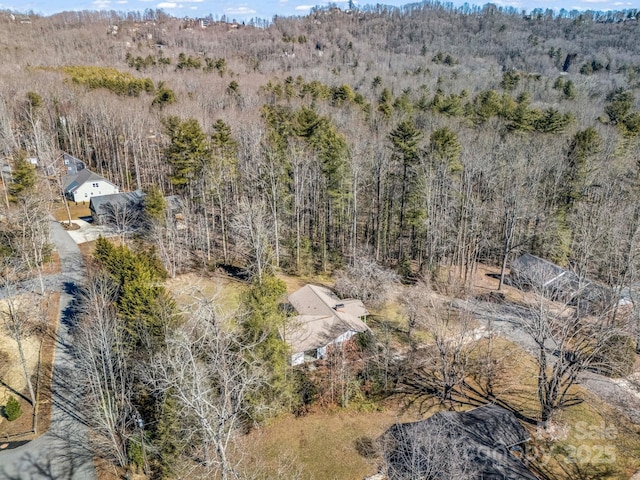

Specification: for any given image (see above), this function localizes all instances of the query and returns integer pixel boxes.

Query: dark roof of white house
[63,168,116,193]
[62,152,86,175]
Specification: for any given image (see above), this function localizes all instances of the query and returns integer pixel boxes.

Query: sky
[4,0,640,23]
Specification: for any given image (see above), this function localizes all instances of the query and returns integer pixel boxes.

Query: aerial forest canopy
[2,3,639,283]
[2,2,640,478]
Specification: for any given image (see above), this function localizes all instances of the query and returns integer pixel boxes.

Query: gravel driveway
[454,297,640,424]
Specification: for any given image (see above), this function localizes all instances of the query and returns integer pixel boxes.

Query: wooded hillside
[1,3,639,283]
[2,3,640,478]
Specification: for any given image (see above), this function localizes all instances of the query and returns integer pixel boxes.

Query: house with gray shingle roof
[89,190,144,225]
[62,152,86,175]
[510,253,609,312]
[63,168,119,203]
[285,284,369,366]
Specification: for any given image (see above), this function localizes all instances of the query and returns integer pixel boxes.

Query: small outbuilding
[285,284,369,366]
[510,253,608,310]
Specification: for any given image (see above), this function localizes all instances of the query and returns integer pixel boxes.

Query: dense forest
[2,2,640,478]
[1,4,640,281]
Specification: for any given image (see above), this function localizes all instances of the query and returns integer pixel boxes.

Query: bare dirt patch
[61,222,81,231]
[0,292,59,440]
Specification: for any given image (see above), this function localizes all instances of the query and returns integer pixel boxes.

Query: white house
[63,168,119,203]
[284,284,370,366]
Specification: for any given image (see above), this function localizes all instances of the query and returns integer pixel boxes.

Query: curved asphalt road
[0,220,96,480]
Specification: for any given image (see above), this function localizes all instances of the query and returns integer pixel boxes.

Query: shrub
[152,86,176,108]
[127,434,145,468]
[355,436,378,458]
[4,396,22,421]
[59,66,154,97]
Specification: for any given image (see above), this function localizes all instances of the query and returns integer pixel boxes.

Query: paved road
[0,220,96,480]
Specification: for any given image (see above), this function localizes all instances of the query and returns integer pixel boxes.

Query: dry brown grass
[77,239,98,262]
[164,272,247,315]
[41,251,61,276]
[240,406,422,480]
[528,390,640,479]
[0,291,59,440]
[33,292,60,436]
[51,200,91,222]
[277,272,334,293]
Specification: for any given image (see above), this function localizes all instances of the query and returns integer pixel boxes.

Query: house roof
[63,168,116,193]
[383,404,537,480]
[285,285,369,353]
[510,253,576,290]
[62,152,86,175]
[510,253,608,306]
[289,284,369,319]
[89,190,144,216]
[90,191,183,217]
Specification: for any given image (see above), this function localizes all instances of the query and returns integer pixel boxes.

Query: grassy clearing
[241,407,422,480]
[164,273,247,316]
[277,272,334,293]
[51,200,91,221]
[529,391,640,479]
[160,268,640,479]
[164,271,337,320]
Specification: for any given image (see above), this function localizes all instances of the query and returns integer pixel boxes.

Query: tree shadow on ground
[0,418,96,479]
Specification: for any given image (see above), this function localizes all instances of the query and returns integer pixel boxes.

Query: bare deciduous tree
[74,273,135,468]
[513,279,628,424]
[0,260,37,407]
[400,293,479,408]
[231,198,274,283]
[12,194,51,295]
[147,296,264,480]
[334,256,399,309]
[380,415,477,480]
[100,197,145,244]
